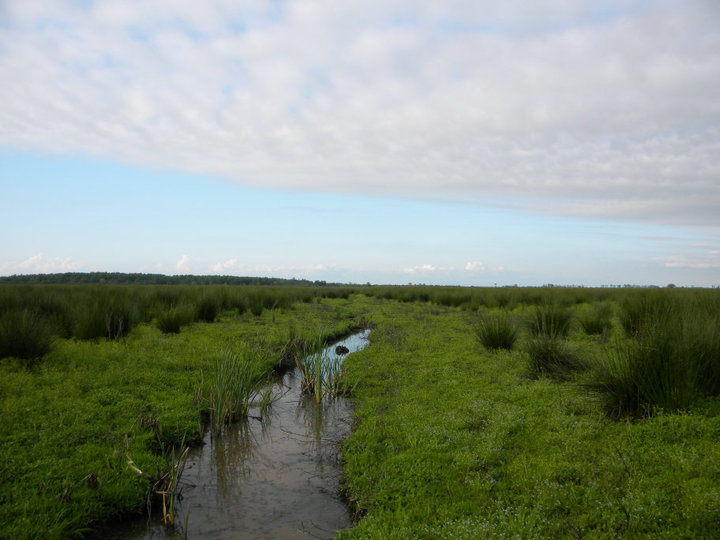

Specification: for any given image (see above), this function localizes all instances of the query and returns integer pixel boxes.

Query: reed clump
[156,305,195,334]
[474,314,518,351]
[578,302,614,336]
[529,303,574,339]
[206,351,267,434]
[0,308,54,365]
[588,294,720,418]
[526,335,581,379]
[296,334,348,403]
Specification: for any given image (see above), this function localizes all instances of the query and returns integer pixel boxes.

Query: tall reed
[207,352,266,434]
[296,334,347,403]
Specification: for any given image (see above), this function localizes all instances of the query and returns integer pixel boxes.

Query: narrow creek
[108,329,370,539]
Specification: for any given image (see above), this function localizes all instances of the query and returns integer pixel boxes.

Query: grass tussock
[0,308,54,365]
[526,335,582,379]
[588,295,720,417]
[206,351,268,434]
[156,305,195,334]
[528,303,573,338]
[578,301,614,336]
[297,334,348,403]
[474,314,518,351]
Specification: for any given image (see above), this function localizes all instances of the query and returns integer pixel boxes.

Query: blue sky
[1,1,719,286]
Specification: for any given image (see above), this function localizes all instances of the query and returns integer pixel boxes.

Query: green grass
[340,297,720,538]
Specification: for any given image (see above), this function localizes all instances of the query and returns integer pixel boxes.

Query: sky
[1,0,719,287]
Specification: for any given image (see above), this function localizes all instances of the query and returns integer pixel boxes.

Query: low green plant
[0,308,54,364]
[474,314,518,351]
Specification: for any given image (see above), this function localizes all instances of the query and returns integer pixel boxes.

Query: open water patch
[103,329,370,539]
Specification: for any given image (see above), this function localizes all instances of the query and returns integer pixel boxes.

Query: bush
[0,309,53,365]
[474,315,518,351]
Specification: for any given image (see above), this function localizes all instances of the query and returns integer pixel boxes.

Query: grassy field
[1,284,719,538]
[340,291,720,538]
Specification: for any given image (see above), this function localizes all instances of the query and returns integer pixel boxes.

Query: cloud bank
[2,0,719,225]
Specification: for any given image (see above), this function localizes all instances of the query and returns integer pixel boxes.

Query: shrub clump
[474,315,518,351]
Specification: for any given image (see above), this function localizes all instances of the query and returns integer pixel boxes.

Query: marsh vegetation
[1,281,718,538]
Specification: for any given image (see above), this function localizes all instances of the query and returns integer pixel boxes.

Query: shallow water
[105,330,370,539]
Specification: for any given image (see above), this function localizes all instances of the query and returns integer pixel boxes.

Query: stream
[106,329,370,539]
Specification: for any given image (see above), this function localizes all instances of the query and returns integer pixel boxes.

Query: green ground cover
[340,297,720,538]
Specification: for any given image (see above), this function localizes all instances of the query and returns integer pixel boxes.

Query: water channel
[107,330,370,539]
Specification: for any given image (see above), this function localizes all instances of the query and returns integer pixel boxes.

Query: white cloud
[1,1,719,226]
[0,253,83,274]
[403,264,438,275]
[464,261,485,272]
[175,254,190,272]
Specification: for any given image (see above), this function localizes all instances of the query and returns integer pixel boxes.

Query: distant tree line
[0,272,336,287]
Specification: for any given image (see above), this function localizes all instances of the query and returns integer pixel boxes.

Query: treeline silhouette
[0,272,334,286]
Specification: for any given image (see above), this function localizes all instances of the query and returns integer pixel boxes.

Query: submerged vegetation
[1,280,719,538]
